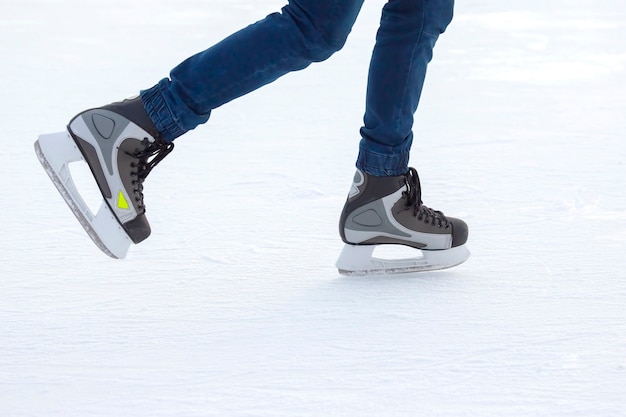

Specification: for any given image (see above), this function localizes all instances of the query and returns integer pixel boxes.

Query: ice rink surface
[1,0,625,416]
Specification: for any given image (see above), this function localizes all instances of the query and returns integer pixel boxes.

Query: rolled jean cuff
[355,145,409,177]
[140,81,187,142]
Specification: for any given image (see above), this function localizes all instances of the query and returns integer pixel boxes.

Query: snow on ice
[1,0,625,416]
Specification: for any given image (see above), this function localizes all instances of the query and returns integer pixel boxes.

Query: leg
[141,0,365,142]
[37,0,366,257]
[357,0,454,176]
[337,0,469,275]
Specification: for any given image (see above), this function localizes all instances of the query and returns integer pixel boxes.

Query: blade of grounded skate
[34,132,131,259]
[336,244,470,276]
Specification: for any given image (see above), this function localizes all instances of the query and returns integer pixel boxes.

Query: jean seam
[399,5,426,128]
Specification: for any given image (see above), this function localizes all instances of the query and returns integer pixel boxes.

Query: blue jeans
[141,0,454,176]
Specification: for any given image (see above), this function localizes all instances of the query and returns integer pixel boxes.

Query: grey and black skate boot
[336,168,469,274]
[67,97,174,244]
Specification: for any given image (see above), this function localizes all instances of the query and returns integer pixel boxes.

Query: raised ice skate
[34,98,173,259]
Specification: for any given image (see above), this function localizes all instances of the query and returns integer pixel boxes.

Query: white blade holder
[34,132,131,259]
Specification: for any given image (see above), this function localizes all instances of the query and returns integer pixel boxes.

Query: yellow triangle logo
[117,191,130,210]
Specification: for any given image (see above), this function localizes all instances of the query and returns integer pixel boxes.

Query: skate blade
[34,132,131,259]
[336,244,470,276]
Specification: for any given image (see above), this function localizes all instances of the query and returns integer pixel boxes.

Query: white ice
[1,0,626,416]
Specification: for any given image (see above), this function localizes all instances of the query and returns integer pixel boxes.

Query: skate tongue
[403,168,422,208]
[134,140,174,179]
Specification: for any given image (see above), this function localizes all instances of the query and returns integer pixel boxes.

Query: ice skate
[34,97,173,259]
[336,168,470,275]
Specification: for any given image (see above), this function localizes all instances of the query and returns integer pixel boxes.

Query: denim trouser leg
[140,0,453,177]
[356,0,454,176]
[141,0,364,142]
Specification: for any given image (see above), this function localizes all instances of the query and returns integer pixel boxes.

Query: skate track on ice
[1,0,625,416]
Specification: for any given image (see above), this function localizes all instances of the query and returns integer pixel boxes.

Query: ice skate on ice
[336,168,470,275]
[34,97,173,259]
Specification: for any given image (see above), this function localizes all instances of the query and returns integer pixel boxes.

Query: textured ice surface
[1,0,625,416]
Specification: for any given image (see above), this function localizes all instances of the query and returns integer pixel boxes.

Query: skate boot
[34,97,174,259]
[336,168,470,275]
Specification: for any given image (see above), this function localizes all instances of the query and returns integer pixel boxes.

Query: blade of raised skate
[35,132,131,259]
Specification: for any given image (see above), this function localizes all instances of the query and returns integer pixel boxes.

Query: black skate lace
[128,138,174,213]
[403,168,450,229]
